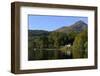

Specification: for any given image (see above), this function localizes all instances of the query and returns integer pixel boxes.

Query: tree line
[28,29,88,60]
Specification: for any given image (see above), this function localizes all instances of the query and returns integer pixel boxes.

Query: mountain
[28,30,49,37]
[55,20,87,33]
[28,20,87,37]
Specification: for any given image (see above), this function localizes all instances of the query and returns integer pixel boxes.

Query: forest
[28,20,88,60]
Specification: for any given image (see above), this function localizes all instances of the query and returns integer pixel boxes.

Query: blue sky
[28,15,88,31]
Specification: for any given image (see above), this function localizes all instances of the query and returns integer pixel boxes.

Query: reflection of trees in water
[28,49,73,60]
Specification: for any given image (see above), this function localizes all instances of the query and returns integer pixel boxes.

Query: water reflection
[28,49,73,60]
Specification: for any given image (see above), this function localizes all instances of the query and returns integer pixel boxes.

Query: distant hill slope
[28,20,87,37]
[55,20,87,33]
[28,30,49,37]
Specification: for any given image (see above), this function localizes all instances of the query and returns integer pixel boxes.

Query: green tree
[67,31,78,45]
[72,29,88,58]
[83,41,88,58]
[48,32,68,48]
[39,36,48,48]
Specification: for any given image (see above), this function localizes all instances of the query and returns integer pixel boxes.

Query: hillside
[55,20,87,33]
[28,20,87,36]
[28,30,49,37]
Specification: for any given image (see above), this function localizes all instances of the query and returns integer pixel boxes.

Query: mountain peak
[71,20,87,29]
[73,20,87,26]
[76,20,85,23]
[55,20,87,33]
